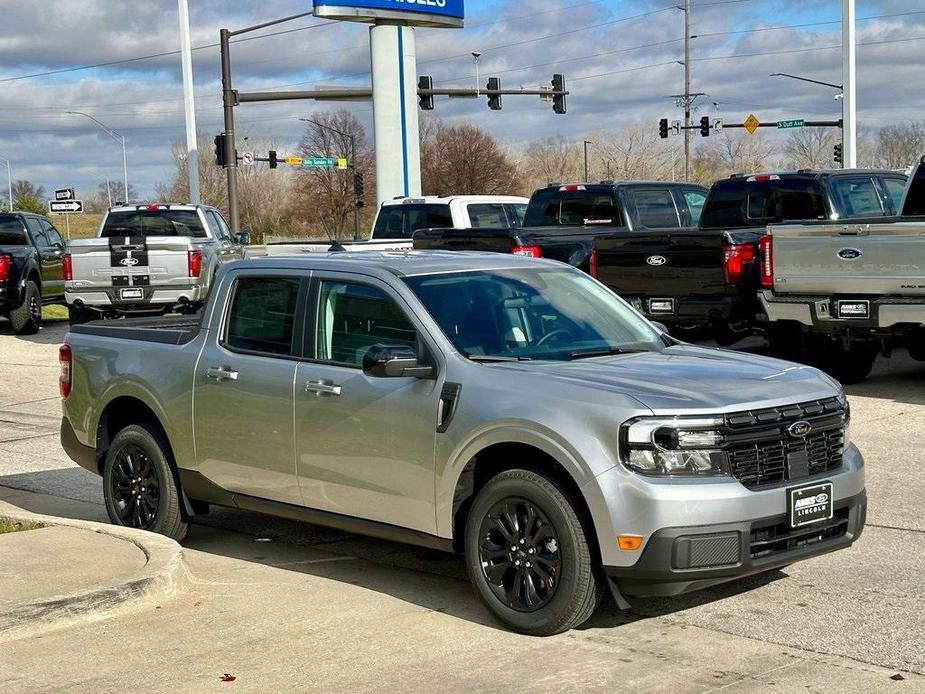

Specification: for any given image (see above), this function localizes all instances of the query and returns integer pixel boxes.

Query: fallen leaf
[220,674,236,682]
[890,674,905,681]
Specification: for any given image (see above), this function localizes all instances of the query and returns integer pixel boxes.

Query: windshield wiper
[468,355,533,363]
[568,346,645,360]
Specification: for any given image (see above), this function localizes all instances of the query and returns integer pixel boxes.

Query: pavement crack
[865,522,925,535]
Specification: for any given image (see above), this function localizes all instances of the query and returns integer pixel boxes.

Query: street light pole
[769,72,845,166]
[299,117,360,240]
[66,111,129,202]
[583,140,591,182]
[178,0,201,204]
[0,157,11,211]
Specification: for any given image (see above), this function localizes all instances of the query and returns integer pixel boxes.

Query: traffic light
[551,74,567,115]
[700,116,710,137]
[487,77,502,111]
[354,173,365,197]
[418,75,434,111]
[269,150,278,169]
[659,118,669,139]
[833,143,843,165]
[214,133,227,166]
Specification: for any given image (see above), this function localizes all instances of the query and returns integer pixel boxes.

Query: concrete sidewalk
[0,496,187,642]
[0,487,921,694]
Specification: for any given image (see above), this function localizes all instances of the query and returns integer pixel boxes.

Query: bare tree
[783,128,840,169]
[591,125,674,182]
[420,120,517,197]
[85,181,139,212]
[691,132,774,183]
[871,122,925,170]
[294,110,374,241]
[516,135,583,192]
[3,180,46,204]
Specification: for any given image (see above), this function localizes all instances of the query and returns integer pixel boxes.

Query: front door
[193,272,306,504]
[294,276,441,533]
[39,220,66,299]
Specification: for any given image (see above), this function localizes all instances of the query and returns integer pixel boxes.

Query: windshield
[101,210,208,238]
[700,179,828,228]
[403,267,663,361]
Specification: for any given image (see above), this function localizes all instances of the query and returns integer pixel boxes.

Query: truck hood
[499,344,838,413]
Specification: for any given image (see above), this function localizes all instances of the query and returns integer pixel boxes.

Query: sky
[0,0,923,200]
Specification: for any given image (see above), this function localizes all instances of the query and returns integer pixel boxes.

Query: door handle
[207,366,239,382]
[305,381,342,396]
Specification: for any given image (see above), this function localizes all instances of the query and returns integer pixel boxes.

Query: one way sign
[49,200,83,213]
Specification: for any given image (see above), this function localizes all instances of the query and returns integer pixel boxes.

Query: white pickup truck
[261,195,528,255]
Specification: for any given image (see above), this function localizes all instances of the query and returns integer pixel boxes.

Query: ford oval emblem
[788,420,812,438]
[647,255,667,267]
[837,247,863,261]
[119,257,140,266]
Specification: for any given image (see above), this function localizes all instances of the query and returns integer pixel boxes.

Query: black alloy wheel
[109,444,161,530]
[477,498,561,612]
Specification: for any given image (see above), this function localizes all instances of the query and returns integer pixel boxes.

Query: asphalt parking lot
[1,316,923,692]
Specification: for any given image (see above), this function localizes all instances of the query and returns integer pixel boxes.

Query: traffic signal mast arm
[417,74,568,113]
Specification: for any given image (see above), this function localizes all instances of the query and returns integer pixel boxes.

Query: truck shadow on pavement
[0,317,69,345]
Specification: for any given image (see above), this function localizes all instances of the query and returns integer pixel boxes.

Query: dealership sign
[313,0,464,27]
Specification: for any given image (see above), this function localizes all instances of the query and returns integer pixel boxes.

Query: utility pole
[684,0,691,182]
[842,0,857,168]
[0,157,11,211]
[583,140,591,182]
[178,0,201,203]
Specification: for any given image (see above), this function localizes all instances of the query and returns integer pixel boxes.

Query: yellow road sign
[284,156,303,165]
[744,114,760,135]
[337,158,349,170]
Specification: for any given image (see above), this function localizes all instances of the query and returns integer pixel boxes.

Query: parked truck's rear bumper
[760,290,925,334]
[61,416,98,474]
[66,285,207,312]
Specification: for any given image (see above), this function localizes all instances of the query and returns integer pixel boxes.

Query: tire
[9,280,41,335]
[464,469,603,636]
[102,423,189,541]
[817,343,877,385]
[67,304,96,326]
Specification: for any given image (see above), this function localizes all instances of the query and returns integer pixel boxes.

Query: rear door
[293,274,440,532]
[880,175,908,215]
[192,270,307,504]
[38,220,66,299]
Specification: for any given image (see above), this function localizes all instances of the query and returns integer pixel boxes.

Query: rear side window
[701,180,828,228]
[504,203,526,227]
[829,177,885,217]
[682,190,707,225]
[0,217,27,245]
[315,281,416,367]
[626,188,681,228]
[101,210,208,238]
[225,277,300,356]
[883,177,907,215]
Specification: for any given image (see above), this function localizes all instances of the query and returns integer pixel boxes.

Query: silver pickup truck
[60,252,865,635]
[65,204,248,323]
[760,158,925,383]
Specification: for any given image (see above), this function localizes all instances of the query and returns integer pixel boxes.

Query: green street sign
[302,157,336,169]
[777,119,805,129]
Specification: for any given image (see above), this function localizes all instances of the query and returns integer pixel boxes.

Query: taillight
[512,245,542,258]
[63,253,73,281]
[589,249,599,278]
[59,344,72,399]
[723,242,757,285]
[0,253,10,281]
[759,234,774,288]
[188,250,202,278]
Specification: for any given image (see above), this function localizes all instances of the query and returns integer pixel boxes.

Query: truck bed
[69,313,203,345]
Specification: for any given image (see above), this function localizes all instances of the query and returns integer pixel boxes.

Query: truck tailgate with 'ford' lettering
[768,221,925,296]
[67,236,194,293]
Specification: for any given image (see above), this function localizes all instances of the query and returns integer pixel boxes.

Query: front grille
[750,508,850,559]
[722,397,847,489]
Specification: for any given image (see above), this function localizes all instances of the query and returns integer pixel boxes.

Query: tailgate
[594,229,730,297]
[770,222,925,295]
[69,236,193,293]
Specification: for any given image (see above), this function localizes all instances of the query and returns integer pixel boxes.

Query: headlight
[621,416,730,477]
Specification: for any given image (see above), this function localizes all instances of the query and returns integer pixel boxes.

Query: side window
[467,204,507,228]
[224,277,301,357]
[883,178,907,215]
[212,211,234,241]
[24,218,49,246]
[830,177,885,217]
[504,203,526,227]
[41,221,64,247]
[315,281,417,367]
[681,190,707,225]
[205,211,230,241]
[373,207,405,238]
[627,189,681,228]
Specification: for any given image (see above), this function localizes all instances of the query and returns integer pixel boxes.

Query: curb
[0,499,189,642]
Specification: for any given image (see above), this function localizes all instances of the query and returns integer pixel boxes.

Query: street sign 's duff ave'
[777,119,806,129]
[49,200,83,213]
[55,188,75,201]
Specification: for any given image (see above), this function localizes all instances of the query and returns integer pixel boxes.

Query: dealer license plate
[648,298,676,314]
[120,288,144,301]
[788,482,834,529]
[836,300,870,319]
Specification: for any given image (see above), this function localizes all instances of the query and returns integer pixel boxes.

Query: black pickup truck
[0,212,67,334]
[414,181,708,273]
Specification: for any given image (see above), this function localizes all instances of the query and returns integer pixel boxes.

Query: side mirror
[235,231,251,245]
[363,344,434,379]
[650,321,669,335]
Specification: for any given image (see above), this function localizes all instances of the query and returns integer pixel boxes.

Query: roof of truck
[381,195,528,207]
[237,250,557,278]
[721,168,906,181]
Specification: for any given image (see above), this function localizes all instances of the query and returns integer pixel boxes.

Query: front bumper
[760,290,925,334]
[605,489,866,597]
[66,285,206,311]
